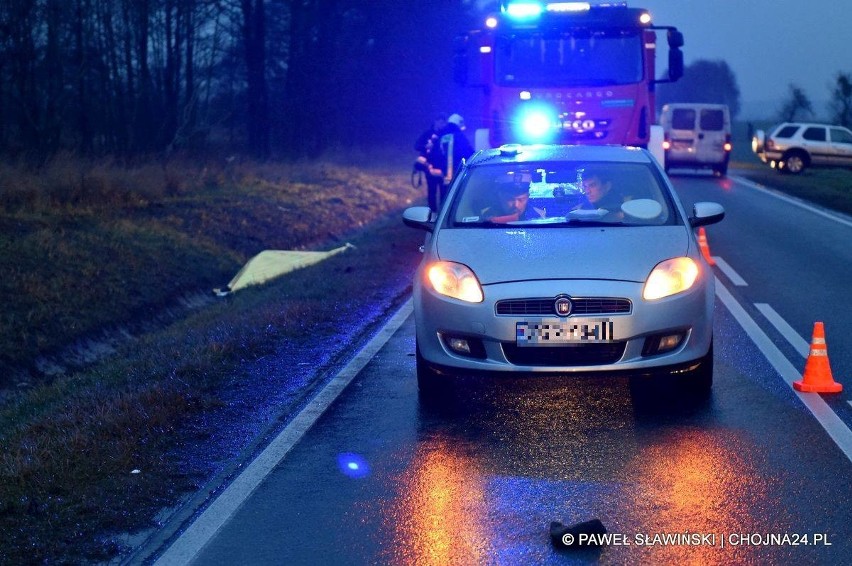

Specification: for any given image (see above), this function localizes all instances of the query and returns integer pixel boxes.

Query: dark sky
[639,1,850,118]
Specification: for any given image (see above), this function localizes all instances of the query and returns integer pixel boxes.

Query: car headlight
[426,261,484,303]
[643,257,699,300]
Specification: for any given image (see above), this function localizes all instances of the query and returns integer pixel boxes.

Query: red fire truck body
[454,1,684,151]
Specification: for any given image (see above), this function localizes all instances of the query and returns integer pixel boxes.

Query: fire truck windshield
[494,30,643,87]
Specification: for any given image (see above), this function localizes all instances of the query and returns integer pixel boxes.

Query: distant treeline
[0,1,467,160]
[658,59,852,127]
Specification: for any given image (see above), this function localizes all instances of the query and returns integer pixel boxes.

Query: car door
[696,108,727,164]
[828,127,852,166]
[668,108,696,162]
[800,126,830,166]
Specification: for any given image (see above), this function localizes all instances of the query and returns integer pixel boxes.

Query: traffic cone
[793,322,843,393]
[697,227,715,265]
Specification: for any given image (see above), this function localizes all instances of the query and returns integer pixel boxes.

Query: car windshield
[448,161,676,227]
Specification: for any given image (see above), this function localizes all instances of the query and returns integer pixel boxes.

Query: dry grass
[0,150,420,383]
[0,149,425,563]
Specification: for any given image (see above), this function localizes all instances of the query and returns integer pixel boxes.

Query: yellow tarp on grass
[214,243,354,296]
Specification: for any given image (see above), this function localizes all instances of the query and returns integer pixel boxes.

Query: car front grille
[502,342,626,366]
[495,297,631,316]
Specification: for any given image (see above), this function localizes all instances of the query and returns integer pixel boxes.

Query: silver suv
[752,122,852,174]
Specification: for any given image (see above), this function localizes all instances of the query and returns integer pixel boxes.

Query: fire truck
[453,1,684,156]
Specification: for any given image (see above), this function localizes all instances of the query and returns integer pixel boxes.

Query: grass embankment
[0,151,424,563]
[0,152,420,382]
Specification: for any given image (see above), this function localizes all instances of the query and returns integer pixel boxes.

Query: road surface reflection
[377,376,783,564]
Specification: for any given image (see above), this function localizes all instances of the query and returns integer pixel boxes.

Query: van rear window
[671,109,695,130]
[699,110,724,131]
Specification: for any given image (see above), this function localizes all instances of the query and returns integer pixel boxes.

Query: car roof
[776,122,844,129]
[466,144,655,167]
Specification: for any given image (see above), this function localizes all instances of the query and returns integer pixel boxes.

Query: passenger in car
[577,168,627,218]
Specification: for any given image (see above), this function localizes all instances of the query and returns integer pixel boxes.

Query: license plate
[516,318,615,346]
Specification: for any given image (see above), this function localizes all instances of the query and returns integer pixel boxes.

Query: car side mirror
[402,206,436,232]
[689,201,725,227]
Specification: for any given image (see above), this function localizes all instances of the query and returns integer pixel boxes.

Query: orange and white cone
[697,227,715,266]
[793,322,843,393]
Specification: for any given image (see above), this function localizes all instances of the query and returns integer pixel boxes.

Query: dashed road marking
[755,303,810,358]
[716,278,852,464]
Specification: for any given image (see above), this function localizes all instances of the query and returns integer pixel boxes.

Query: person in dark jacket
[576,167,627,219]
[427,113,475,209]
[414,113,448,212]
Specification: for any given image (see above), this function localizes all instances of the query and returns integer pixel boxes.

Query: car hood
[435,226,691,284]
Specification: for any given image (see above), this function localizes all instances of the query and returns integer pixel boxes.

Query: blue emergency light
[503,1,544,19]
[501,1,597,20]
[514,103,559,143]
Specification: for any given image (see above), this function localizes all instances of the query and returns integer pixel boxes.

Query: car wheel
[714,163,728,177]
[416,343,450,399]
[782,151,807,174]
[682,343,713,396]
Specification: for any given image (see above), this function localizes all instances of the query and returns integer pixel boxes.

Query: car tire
[416,344,450,399]
[782,151,807,174]
[682,343,713,396]
[629,344,713,403]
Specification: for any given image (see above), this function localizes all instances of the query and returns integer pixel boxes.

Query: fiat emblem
[555,297,572,316]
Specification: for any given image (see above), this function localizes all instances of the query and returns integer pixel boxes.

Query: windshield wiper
[565,219,627,227]
[455,219,507,227]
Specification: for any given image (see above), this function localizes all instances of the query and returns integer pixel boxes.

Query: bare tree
[828,72,852,128]
[0,0,466,158]
[241,0,269,158]
[777,84,813,122]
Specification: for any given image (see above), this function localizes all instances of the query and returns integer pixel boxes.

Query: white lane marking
[754,303,811,358]
[730,174,852,229]
[154,299,414,566]
[712,256,748,286]
[716,278,852,463]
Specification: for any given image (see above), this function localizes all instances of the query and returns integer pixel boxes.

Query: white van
[659,103,732,176]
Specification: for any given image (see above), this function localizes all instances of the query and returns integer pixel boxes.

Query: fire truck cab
[454,1,684,153]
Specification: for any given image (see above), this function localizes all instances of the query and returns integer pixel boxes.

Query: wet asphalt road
[152,170,852,565]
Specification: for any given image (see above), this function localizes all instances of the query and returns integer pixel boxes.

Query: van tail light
[662,134,671,151]
[723,134,732,152]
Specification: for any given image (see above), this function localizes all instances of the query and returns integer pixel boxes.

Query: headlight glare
[643,257,699,300]
[427,261,484,303]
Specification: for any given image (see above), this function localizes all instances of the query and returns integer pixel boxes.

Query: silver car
[752,122,852,174]
[403,144,724,397]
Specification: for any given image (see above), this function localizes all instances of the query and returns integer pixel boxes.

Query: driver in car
[576,168,627,219]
